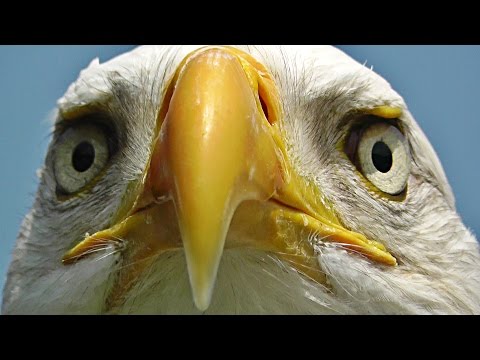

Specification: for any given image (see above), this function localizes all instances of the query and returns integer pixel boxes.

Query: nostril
[257,80,278,125]
[259,94,269,122]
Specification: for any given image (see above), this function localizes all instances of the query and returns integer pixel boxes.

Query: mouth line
[63,193,395,272]
[117,197,317,250]
[63,196,395,313]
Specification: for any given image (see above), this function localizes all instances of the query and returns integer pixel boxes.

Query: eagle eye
[345,118,410,196]
[53,119,115,196]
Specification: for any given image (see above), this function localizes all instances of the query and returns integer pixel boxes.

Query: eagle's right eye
[344,118,411,197]
[53,121,113,196]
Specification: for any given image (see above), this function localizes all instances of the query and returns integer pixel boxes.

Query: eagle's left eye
[53,122,112,195]
[345,120,410,196]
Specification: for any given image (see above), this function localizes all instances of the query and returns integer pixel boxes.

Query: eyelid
[343,115,404,164]
[364,106,402,119]
[54,114,119,157]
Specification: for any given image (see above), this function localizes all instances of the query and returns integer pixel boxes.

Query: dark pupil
[72,141,95,172]
[371,141,393,173]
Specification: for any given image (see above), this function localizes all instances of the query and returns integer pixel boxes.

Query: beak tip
[184,247,219,312]
[192,287,213,312]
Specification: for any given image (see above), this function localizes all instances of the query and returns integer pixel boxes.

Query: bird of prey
[2,45,479,314]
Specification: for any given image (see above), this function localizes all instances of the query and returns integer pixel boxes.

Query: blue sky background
[0,45,478,293]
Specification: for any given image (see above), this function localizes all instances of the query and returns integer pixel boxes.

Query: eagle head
[3,46,479,314]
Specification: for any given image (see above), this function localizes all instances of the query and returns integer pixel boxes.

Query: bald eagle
[2,46,479,314]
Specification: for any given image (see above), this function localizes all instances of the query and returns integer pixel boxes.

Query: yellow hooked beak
[63,46,396,312]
